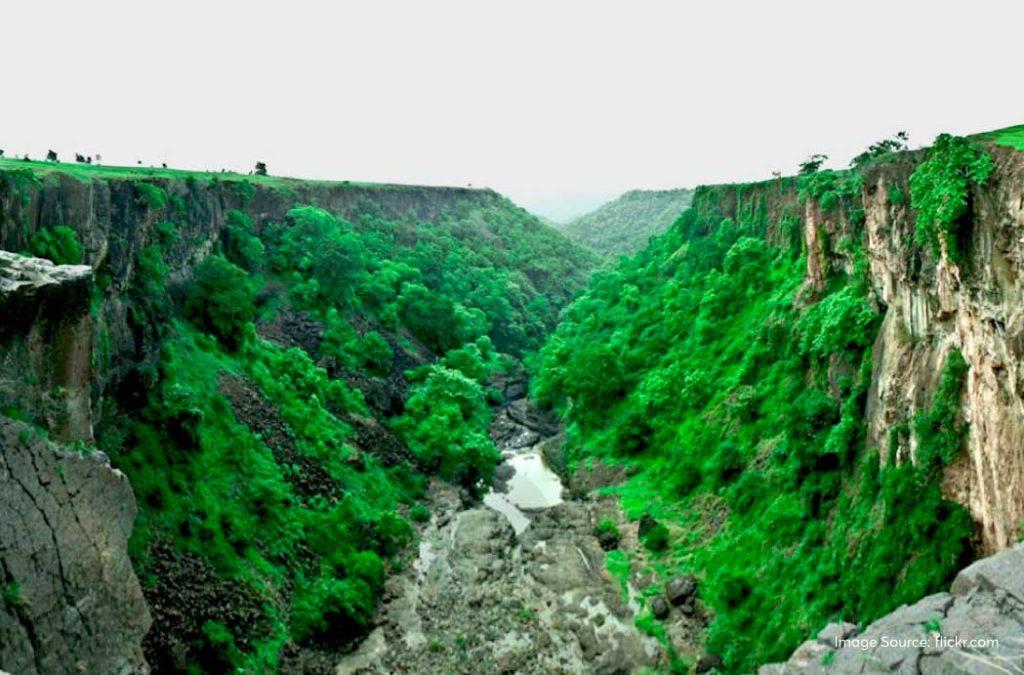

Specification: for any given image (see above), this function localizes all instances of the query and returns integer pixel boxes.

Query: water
[484,449,564,534]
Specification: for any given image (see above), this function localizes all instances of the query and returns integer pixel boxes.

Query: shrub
[642,522,670,552]
[136,183,168,209]
[910,134,994,261]
[26,225,82,264]
[184,255,255,349]
[224,210,265,271]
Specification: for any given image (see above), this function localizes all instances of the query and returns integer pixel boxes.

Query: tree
[799,153,827,175]
[0,149,5,157]
[75,154,86,163]
[255,161,267,176]
[183,255,255,349]
[851,131,910,169]
[46,150,58,162]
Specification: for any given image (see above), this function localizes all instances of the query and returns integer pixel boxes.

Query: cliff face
[0,249,150,673]
[709,146,1024,554]
[0,419,151,675]
[0,169,504,425]
[0,252,93,442]
[860,148,1024,553]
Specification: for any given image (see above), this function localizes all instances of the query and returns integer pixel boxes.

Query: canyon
[2,129,1024,674]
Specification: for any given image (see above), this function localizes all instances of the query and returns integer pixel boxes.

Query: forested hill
[0,158,595,672]
[560,187,693,257]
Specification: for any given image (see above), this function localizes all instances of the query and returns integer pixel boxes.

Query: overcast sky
[5,1,1023,221]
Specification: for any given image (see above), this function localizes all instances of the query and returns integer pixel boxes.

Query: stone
[666,574,698,605]
[0,418,150,673]
[695,653,724,673]
[650,596,669,619]
[815,621,859,646]
[950,542,1024,603]
[0,252,93,442]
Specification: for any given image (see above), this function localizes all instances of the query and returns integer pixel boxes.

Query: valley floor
[337,382,698,674]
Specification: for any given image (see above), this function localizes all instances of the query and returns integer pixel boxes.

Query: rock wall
[0,252,93,442]
[860,147,1024,553]
[0,418,151,674]
[712,147,1024,554]
[0,170,504,425]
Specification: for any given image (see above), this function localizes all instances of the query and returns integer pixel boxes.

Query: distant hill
[560,188,694,257]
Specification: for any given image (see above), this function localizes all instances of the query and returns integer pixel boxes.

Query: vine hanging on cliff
[910,134,994,262]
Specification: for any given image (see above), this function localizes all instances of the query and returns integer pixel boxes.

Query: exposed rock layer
[714,147,1024,552]
[761,543,1024,674]
[0,418,150,674]
[0,252,93,442]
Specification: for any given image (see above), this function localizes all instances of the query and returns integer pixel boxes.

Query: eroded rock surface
[337,485,663,674]
[761,543,1024,674]
[0,418,150,674]
[0,251,93,442]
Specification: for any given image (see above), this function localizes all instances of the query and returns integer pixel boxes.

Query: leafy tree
[46,149,58,162]
[223,210,265,271]
[798,153,828,175]
[254,161,267,176]
[850,131,909,168]
[184,255,255,349]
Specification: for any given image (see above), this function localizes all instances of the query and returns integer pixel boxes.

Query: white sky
[4,0,1024,221]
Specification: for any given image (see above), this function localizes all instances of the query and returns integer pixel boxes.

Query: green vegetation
[560,188,694,258]
[23,225,82,264]
[976,123,1024,151]
[83,173,592,670]
[533,176,973,671]
[910,134,994,261]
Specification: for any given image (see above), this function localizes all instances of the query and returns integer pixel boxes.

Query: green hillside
[560,188,694,257]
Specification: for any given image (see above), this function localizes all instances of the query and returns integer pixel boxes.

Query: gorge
[2,125,1024,674]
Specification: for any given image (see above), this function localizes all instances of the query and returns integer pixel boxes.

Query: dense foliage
[910,134,994,261]
[560,188,694,258]
[90,187,593,670]
[533,180,973,672]
[24,225,82,264]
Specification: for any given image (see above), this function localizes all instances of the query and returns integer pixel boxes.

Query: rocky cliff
[0,249,151,673]
[0,419,150,674]
[0,168,505,421]
[709,145,1024,554]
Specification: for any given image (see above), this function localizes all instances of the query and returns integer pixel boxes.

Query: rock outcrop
[0,252,93,442]
[715,146,1024,553]
[761,543,1024,674]
[859,148,1024,552]
[0,418,150,674]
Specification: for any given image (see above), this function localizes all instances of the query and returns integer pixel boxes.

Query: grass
[974,124,1024,151]
[0,156,487,192]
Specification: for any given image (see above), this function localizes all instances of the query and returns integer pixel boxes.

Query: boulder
[666,574,698,606]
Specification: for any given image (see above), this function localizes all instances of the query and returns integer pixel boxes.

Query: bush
[642,522,670,552]
[392,365,498,494]
[184,255,255,349]
[224,210,265,271]
[910,134,994,260]
[26,225,81,264]
[136,183,168,209]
